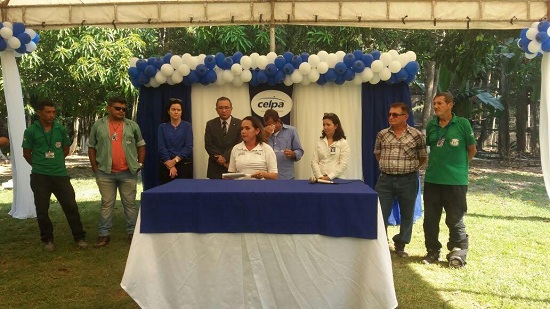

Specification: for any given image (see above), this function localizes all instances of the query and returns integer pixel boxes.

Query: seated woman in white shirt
[311,113,350,180]
[227,116,278,180]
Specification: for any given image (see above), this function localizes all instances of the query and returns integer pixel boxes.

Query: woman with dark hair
[158,98,193,183]
[227,116,278,180]
[311,112,350,180]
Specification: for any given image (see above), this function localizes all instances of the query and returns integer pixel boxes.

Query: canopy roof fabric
[1,0,546,30]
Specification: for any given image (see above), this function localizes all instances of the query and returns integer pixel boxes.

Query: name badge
[45,151,55,159]
[437,138,445,147]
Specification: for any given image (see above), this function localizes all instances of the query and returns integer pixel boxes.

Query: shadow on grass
[467,213,550,223]
[437,287,550,307]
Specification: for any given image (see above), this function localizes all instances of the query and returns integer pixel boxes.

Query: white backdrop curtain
[540,56,550,198]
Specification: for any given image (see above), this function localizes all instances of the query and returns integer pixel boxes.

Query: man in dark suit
[204,97,242,179]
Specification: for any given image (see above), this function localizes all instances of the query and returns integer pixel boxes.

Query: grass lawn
[0,160,549,308]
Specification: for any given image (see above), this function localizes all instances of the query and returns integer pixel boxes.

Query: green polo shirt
[22,121,70,176]
[87,117,146,174]
[424,114,476,185]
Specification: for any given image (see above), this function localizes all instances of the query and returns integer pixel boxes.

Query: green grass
[0,164,549,308]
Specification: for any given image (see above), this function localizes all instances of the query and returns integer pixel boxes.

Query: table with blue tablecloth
[121,180,398,309]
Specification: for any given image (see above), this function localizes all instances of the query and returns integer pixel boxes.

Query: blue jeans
[95,170,138,236]
[375,172,419,245]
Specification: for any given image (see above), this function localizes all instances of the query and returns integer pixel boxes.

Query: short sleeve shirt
[228,142,278,177]
[22,121,70,176]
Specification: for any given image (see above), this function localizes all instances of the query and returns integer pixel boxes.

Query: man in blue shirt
[263,109,304,180]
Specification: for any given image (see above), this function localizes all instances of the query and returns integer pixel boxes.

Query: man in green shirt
[423,92,477,268]
[22,99,88,252]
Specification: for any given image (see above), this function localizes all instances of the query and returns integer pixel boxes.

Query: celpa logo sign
[251,90,293,117]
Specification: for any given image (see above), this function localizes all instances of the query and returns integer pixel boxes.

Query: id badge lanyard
[40,124,55,158]
[436,122,450,148]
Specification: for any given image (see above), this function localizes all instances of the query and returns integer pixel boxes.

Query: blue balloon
[257,70,268,84]
[204,55,216,70]
[343,53,356,67]
[136,59,147,71]
[343,69,355,81]
[520,28,528,41]
[250,70,259,87]
[131,78,142,88]
[274,70,285,83]
[265,64,278,77]
[283,51,294,63]
[353,49,364,61]
[404,62,420,76]
[274,56,286,70]
[387,75,398,85]
[335,75,345,85]
[396,69,408,81]
[519,38,530,52]
[0,38,7,51]
[538,21,550,32]
[282,63,295,75]
[153,57,164,69]
[199,75,209,85]
[232,51,243,64]
[334,62,347,75]
[17,33,31,45]
[325,69,337,82]
[267,76,276,86]
[371,50,381,60]
[352,60,365,73]
[128,67,140,79]
[31,33,40,44]
[147,57,156,66]
[223,57,233,70]
[215,52,226,68]
[12,22,25,36]
[187,71,199,83]
[361,54,374,67]
[0,22,3,29]
[138,73,149,85]
[206,70,217,84]
[317,75,327,85]
[291,55,302,68]
[183,76,193,86]
[404,74,416,84]
[196,64,208,76]
[144,65,157,78]
[16,45,26,54]
[542,39,550,52]
[300,52,309,62]
[536,32,549,43]
[163,53,173,63]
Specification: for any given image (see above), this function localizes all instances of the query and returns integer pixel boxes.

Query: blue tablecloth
[140,179,379,239]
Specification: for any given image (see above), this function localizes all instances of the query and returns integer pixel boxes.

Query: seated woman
[227,116,278,180]
[158,98,193,184]
[311,112,350,180]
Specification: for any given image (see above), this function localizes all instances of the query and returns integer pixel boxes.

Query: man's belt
[381,171,418,177]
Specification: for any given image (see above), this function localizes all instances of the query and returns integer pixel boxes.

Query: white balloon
[215,74,225,85]
[308,69,320,82]
[257,56,268,70]
[129,57,139,67]
[388,50,400,60]
[406,51,417,62]
[397,54,409,68]
[171,71,184,84]
[326,53,338,68]
[160,63,174,77]
[231,63,243,75]
[188,57,199,70]
[361,67,374,82]
[301,76,311,85]
[250,53,260,69]
[240,56,252,70]
[232,78,244,86]
[283,76,293,86]
[8,37,21,49]
[196,54,206,64]
[531,22,540,29]
[267,52,278,63]
[177,64,191,76]
[308,54,320,68]
[0,27,13,39]
[379,68,391,81]
[170,55,183,68]
[352,76,363,85]
[299,62,312,75]
[525,52,537,59]
[166,76,175,85]
[335,51,346,61]
[149,78,160,88]
[379,53,392,66]
[24,29,36,39]
[317,50,329,61]
[389,61,402,73]
[182,53,193,65]
[317,62,329,74]
[528,40,542,54]
[371,60,384,73]
[13,51,23,58]
[2,22,13,30]
[290,71,303,84]
[526,28,538,41]
[223,70,234,82]
[370,73,380,85]
[155,71,167,84]
[240,70,252,82]
[25,42,37,52]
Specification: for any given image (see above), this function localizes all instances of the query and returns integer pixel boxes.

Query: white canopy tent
[1,0,546,30]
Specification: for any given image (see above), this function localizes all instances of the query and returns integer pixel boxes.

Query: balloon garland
[518,20,550,59]
[128,50,420,88]
[0,22,40,56]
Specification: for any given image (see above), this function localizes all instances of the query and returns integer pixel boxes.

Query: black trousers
[158,159,193,185]
[30,173,86,242]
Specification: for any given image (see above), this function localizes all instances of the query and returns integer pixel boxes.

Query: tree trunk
[529,99,539,155]
[421,61,438,131]
[515,88,529,153]
[69,116,79,155]
[498,61,510,156]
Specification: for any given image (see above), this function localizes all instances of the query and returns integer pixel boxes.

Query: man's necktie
[222,121,227,139]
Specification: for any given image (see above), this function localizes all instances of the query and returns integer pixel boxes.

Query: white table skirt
[121,205,397,309]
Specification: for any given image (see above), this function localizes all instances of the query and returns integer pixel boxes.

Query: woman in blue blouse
[158,98,193,183]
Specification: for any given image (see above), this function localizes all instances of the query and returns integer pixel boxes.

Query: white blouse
[311,137,350,180]
[228,142,278,179]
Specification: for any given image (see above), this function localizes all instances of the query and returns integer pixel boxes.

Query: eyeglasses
[388,113,406,118]
[169,98,182,103]
[113,106,127,112]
